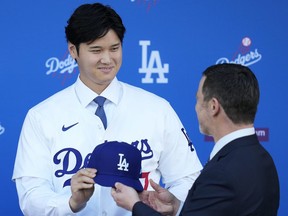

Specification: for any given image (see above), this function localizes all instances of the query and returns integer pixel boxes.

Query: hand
[146,179,180,216]
[69,168,96,212]
[139,189,150,205]
[111,182,140,211]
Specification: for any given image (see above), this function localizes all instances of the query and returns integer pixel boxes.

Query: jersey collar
[74,76,122,108]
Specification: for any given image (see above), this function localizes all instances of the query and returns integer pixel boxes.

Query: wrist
[173,199,181,216]
[130,198,140,211]
[69,197,86,213]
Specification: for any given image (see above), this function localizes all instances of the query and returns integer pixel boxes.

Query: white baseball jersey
[13,77,202,216]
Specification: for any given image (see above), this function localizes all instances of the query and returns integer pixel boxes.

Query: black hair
[202,63,260,124]
[65,3,126,53]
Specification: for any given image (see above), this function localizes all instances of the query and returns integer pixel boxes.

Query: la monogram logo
[139,40,169,83]
[117,153,129,171]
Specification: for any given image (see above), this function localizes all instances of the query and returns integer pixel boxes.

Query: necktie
[94,96,107,129]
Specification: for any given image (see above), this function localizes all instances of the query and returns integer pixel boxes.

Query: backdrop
[0,0,287,215]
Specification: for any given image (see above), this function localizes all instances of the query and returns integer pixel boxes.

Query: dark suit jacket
[132,134,280,216]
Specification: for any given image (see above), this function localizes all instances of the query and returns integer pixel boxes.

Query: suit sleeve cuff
[132,201,161,216]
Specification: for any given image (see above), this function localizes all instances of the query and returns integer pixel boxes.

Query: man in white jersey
[12,3,202,216]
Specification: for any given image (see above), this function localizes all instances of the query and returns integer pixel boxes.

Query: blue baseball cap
[87,141,143,192]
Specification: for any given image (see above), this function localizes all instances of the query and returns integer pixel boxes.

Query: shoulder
[28,84,77,116]
[120,81,169,105]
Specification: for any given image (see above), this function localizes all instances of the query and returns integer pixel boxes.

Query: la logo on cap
[87,141,143,192]
[118,153,129,171]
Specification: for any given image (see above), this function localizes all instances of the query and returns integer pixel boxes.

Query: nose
[100,51,111,64]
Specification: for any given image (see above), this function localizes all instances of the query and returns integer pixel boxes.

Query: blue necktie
[94,96,107,129]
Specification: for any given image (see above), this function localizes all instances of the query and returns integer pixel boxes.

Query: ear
[68,42,77,59]
[209,98,221,116]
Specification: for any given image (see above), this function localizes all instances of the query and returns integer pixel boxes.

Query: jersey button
[102,211,107,216]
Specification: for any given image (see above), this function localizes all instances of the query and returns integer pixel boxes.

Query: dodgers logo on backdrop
[46,53,78,75]
[255,128,269,141]
[139,40,169,84]
[45,52,78,85]
[128,0,159,11]
[0,123,5,136]
[204,128,269,142]
[216,37,262,66]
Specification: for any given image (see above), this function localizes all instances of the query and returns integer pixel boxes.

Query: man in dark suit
[111,63,280,216]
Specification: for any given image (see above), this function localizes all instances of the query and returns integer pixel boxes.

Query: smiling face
[69,29,122,94]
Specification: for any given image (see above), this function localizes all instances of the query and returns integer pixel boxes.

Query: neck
[213,122,254,143]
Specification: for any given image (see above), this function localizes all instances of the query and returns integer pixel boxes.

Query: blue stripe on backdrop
[0,0,287,215]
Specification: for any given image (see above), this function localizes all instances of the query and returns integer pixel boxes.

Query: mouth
[98,66,114,73]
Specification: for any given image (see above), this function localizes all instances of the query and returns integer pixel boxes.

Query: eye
[111,46,120,52]
[91,49,101,54]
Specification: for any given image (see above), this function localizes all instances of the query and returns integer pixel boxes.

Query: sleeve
[15,177,76,216]
[12,109,53,180]
[158,104,203,201]
[165,174,200,202]
[12,110,77,215]
[132,201,161,216]
[180,167,236,216]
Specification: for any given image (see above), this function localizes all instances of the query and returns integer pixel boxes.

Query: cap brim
[94,174,143,192]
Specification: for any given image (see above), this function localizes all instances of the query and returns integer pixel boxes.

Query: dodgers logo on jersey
[131,139,153,159]
[53,139,153,188]
[181,128,194,152]
[139,40,169,84]
[53,148,91,187]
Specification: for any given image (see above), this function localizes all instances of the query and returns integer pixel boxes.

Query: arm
[15,168,96,216]
[13,111,73,216]
[180,166,236,215]
[164,174,200,201]
[132,202,162,216]
[159,105,202,201]
[15,177,73,216]
[69,168,96,212]
[13,111,96,215]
